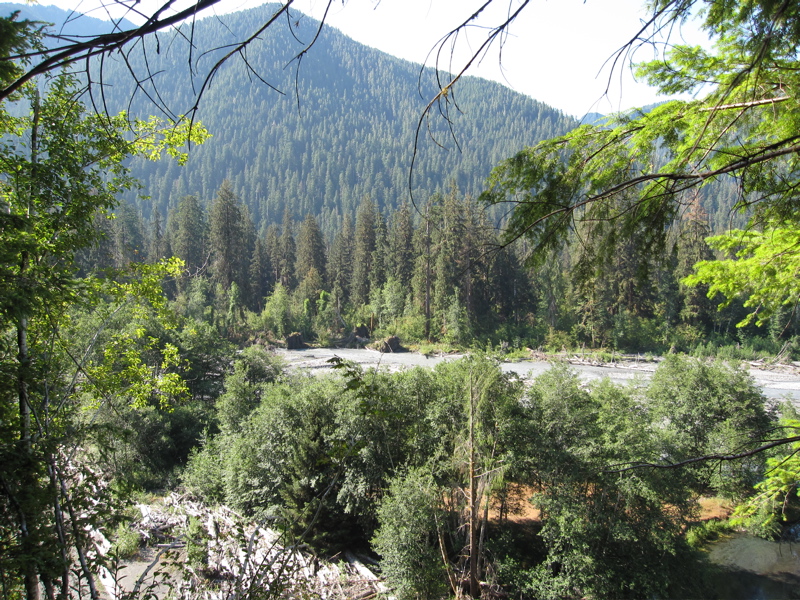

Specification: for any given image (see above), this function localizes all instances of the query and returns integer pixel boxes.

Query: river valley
[275,347,800,403]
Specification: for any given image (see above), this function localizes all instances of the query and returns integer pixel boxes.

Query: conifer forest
[2,1,800,599]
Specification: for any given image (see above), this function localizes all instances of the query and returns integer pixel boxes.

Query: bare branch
[409,0,531,210]
[608,435,800,473]
[699,95,791,111]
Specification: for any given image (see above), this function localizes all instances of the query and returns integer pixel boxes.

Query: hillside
[1,2,577,235]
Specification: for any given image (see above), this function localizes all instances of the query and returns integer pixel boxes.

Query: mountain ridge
[3,2,578,235]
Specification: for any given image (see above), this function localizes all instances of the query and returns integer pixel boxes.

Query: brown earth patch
[698,496,734,521]
[488,484,541,523]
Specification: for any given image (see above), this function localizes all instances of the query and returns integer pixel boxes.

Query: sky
[45,0,709,117]
[287,0,707,117]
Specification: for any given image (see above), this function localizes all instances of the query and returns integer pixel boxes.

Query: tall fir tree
[327,213,354,311]
[279,207,296,289]
[295,213,327,284]
[147,207,170,263]
[431,188,466,338]
[168,195,207,285]
[411,200,434,339]
[208,180,251,294]
[265,222,281,287]
[112,202,146,267]
[369,212,388,297]
[351,198,377,307]
[676,197,715,332]
[249,235,273,312]
[76,211,115,274]
[388,202,415,289]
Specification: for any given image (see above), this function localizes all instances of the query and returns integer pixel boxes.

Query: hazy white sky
[46,0,708,117]
[290,0,706,117]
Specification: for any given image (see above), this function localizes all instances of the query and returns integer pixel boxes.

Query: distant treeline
[81,180,800,355]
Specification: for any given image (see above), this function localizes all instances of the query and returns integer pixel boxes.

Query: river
[706,533,800,600]
[274,347,800,403]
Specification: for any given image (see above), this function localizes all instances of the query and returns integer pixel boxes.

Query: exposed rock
[286,332,306,349]
[109,493,389,600]
[378,335,404,353]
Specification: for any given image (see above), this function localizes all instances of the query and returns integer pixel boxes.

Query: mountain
[579,112,606,125]
[0,2,136,39]
[2,3,578,235]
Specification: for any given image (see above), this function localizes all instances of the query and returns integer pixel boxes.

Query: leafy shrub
[110,523,141,559]
[543,327,572,352]
[372,468,448,600]
[730,419,800,539]
[686,519,734,549]
[646,354,775,498]
[182,432,226,503]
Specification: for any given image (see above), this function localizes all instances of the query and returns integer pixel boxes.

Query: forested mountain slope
[2,2,576,235]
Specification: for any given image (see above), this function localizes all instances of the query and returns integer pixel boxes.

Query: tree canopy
[481,0,800,325]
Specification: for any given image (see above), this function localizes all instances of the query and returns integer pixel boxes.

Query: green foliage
[731,419,800,539]
[219,376,365,545]
[515,366,703,599]
[110,522,141,560]
[8,4,798,597]
[372,468,448,600]
[0,71,206,597]
[208,180,253,299]
[0,12,42,89]
[182,431,226,502]
[173,316,234,399]
[645,354,774,498]
[185,516,210,570]
[482,0,800,341]
[685,518,734,549]
[260,283,293,339]
[216,345,284,433]
[686,224,800,328]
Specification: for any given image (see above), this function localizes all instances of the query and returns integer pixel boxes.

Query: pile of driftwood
[103,493,391,600]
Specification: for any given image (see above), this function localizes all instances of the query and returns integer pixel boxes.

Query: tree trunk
[468,375,479,598]
[19,89,41,600]
[424,211,431,340]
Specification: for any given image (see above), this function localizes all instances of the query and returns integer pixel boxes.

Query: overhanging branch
[607,435,800,473]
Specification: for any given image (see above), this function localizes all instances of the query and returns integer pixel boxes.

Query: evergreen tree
[295,213,327,284]
[568,193,661,349]
[369,211,388,296]
[676,199,715,332]
[431,188,466,339]
[112,202,146,267]
[249,235,272,312]
[534,249,571,332]
[411,201,434,339]
[240,203,257,308]
[388,202,415,289]
[351,198,377,307]
[265,222,281,287]
[279,207,296,289]
[327,213,354,311]
[168,195,207,283]
[76,211,116,275]
[147,207,170,263]
[208,180,250,294]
